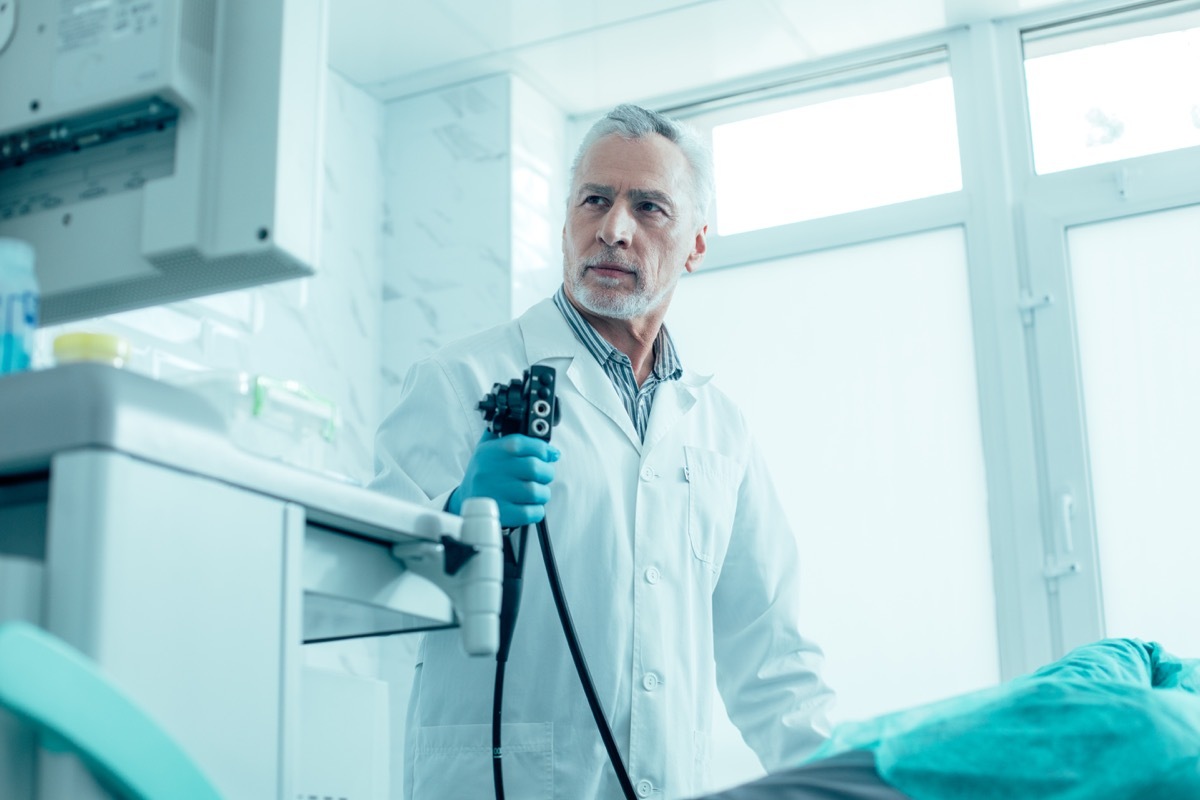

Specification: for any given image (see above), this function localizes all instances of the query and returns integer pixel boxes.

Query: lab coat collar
[517,297,583,364]
[519,298,638,447]
[517,298,713,453]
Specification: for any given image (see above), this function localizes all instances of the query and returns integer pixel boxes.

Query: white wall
[380,74,515,412]
[370,73,568,797]
[379,73,566,414]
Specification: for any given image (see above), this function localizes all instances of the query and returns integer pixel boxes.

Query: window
[1065,204,1200,655]
[681,57,962,236]
[670,226,999,724]
[1024,7,1200,174]
[669,226,998,789]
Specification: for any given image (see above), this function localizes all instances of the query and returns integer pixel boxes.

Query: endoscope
[478,366,637,800]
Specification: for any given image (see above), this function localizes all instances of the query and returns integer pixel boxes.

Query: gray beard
[567,252,676,320]
[569,272,674,320]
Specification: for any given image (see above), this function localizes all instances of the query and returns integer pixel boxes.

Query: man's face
[562,133,707,323]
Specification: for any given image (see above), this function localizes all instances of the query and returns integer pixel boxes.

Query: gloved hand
[447,431,560,528]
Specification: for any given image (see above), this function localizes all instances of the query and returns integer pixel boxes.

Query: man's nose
[598,204,634,248]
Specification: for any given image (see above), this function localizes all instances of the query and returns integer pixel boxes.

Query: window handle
[1060,492,1076,554]
[1044,492,1082,582]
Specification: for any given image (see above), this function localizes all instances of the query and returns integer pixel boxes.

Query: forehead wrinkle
[576,182,677,210]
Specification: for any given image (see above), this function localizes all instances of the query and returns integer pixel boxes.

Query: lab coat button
[637,779,654,797]
[640,466,656,481]
[642,672,659,691]
[644,566,660,584]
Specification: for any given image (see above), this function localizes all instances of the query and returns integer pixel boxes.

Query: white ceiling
[328,0,1088,115]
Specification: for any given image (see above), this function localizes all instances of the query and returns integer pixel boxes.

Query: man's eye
[583,195,609,206]
[639,201,663,213]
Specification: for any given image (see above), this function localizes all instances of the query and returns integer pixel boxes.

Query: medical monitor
[0,0,327,323]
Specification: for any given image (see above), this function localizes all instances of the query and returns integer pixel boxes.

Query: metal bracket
[1043,560,1082,581]
[391,535,482,577]
[1116,166,1143,200]
[1019,290,1054,326]
[390,498,502,656]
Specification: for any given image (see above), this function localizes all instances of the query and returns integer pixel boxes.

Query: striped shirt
[553,285,683,442]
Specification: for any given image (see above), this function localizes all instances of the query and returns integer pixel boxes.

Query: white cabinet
[0,364,471,798]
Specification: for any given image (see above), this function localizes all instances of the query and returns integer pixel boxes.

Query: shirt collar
[553,285,683,382]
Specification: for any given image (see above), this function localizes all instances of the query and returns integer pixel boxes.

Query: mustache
[581,250,640,273]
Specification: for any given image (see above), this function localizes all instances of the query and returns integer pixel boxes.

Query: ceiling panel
[943,0,1022,26]
[329,0,1104,110]
[512,0,815,114]
[438,0,717,51]
[770,0,948,56]
[1017,0,1086,8]
[328,0,494,85]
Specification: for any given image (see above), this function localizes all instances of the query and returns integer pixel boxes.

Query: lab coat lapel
[565,358,641,449]
[642,376,699,454]
[517,298,641,450]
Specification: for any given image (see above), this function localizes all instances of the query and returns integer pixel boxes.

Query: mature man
[373,104,833,799]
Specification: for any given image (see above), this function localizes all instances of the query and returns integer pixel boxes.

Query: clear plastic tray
[173,370,340,473]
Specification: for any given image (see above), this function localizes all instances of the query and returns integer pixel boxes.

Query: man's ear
[685,224,708,274]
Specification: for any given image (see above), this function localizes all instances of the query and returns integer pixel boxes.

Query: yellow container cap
[53,332,131,367]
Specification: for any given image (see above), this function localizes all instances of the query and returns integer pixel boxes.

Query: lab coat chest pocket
[683,446,740,573]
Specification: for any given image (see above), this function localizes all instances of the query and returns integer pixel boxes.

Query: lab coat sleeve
[369,355,484,511]
[711,435,835,770]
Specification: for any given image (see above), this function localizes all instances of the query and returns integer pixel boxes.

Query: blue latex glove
[448,431,560,528]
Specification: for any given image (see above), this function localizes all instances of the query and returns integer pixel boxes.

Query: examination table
[696,637,1200,800]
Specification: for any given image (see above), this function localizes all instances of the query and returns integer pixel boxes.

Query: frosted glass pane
[1025,22,1200,174]
[1067,205,1200,654]
[712,77,962,235]
[669,226,998,720]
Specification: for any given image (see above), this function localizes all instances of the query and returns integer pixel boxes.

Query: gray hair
[569,104,714,226]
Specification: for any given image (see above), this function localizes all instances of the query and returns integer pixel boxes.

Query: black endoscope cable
[482,366,635,800]
[535,516,637,800]
[491,518,636,800]
[492,523,530,800]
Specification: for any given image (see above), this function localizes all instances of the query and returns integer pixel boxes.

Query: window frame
[662,25,1051,681]
[1021,3,1200,175]
[1003,0,1200,660]
[561,0,1200,681]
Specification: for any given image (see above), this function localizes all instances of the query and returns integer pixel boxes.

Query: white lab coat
[372,297,833,800]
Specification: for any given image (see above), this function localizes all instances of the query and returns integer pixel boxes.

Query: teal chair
[0,621,223,800]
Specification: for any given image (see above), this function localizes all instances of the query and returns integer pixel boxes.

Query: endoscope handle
[456,497,503,656]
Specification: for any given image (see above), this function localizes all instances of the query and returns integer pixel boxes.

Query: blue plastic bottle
[0,238,38,375]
